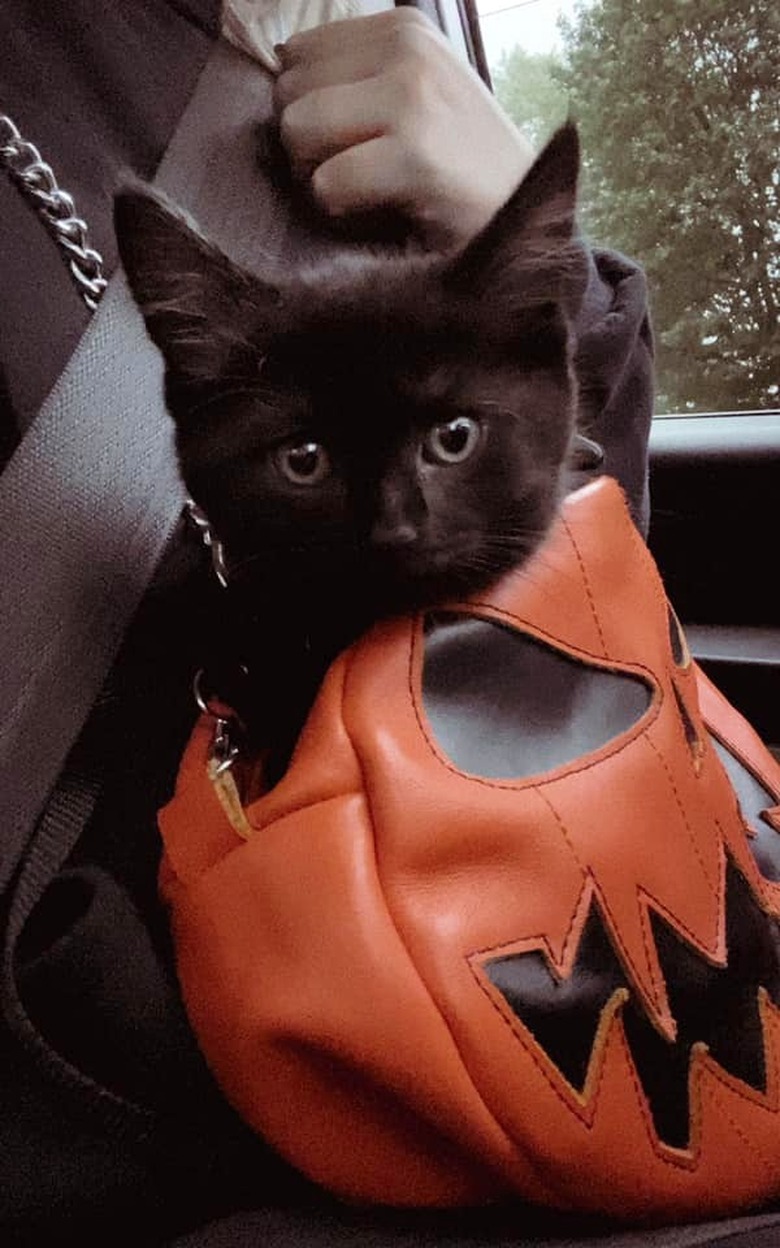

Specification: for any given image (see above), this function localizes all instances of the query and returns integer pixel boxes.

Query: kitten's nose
[371,518,418,548]
[373,477,425,549]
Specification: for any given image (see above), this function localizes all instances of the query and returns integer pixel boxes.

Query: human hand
[273,8,536,250]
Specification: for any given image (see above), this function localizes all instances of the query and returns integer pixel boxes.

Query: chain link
[185,499,230,588]
[0,112,108,311]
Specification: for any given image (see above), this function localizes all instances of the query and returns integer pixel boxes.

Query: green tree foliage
[493,46,570,149]
[556,0,780,411]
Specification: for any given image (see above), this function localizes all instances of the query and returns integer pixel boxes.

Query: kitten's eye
[422,416,481,466]
[276,441,330,485]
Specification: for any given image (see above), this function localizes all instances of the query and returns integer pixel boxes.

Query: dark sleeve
[573,247,655,537]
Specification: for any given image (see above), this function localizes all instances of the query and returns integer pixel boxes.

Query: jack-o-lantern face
[160,477,780,1220]
[422,609,780,1153]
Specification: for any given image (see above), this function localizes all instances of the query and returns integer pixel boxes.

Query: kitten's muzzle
[370,518,420,550]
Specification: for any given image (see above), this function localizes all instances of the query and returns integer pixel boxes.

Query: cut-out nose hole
[672,677,703,773]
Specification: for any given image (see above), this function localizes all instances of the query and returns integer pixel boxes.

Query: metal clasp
[193,668,240,776]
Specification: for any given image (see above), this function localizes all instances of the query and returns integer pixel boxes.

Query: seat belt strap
[0,40,280,889]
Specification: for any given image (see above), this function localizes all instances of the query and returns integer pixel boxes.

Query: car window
[476,0,779,417]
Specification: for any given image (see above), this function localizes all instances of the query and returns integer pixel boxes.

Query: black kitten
[115,123,589,775]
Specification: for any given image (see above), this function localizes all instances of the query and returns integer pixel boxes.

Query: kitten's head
[115,123,587,624]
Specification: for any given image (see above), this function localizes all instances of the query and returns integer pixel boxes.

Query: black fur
[115,123,588,778]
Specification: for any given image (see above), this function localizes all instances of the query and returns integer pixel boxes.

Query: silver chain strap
[0,112,108,311]
[185,499,230,589]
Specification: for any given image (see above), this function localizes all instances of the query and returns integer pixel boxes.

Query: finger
[274,46,382,112]
[278,8,436,69]
[280,79,391,174]
[275,10,445,111]
[310,136,418,220]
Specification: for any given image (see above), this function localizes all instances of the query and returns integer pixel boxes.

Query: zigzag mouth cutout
[482,849,780,1151]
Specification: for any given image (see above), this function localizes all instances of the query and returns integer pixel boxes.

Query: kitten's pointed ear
[444,122,585,306]
[114,187,279,388]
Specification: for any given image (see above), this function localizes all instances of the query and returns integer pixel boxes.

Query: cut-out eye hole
[667,603,691,669]
[422,416,481,466]
[276,441,330,486]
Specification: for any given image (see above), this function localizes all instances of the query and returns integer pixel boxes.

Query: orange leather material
[159,476,780,1219]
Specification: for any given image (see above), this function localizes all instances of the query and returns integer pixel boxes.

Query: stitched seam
[697,988,779,1114]
[468,951,622,1129]
[644,731,722,899]
[445,600,655,679]
[341,622,549,1193]
[409,625,661,793]
[614,1018,700,1171]
[415,640,728,1024]
[469,878,596,980]
[701,1069,776,1178]
[634,865,726,966]
[472,949,780,1177]
[535,785,673,1017]
[560,511,608,654]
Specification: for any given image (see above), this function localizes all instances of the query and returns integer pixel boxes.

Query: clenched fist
[274,8,535,250]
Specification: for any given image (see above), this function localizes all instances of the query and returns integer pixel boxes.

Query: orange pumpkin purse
[159,476,780,1221]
